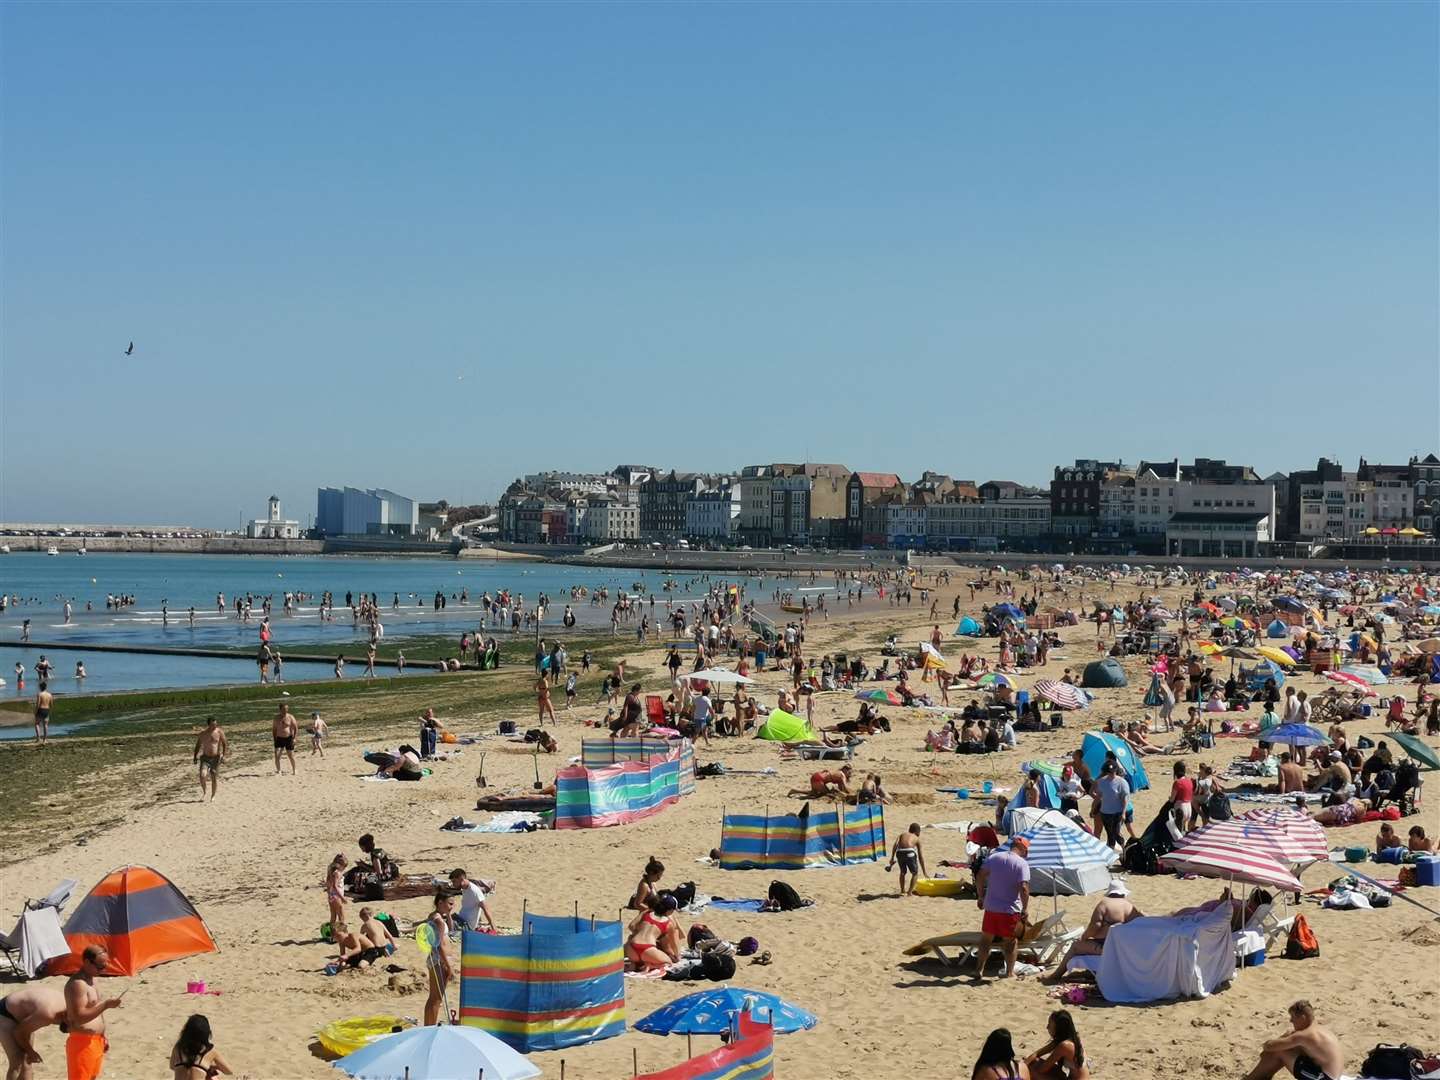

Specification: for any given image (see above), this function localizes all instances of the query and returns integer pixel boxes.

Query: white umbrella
[334,1024,540,1080]
[682,668,754,685]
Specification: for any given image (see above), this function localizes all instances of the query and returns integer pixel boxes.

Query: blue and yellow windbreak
[720,803,885,870]
[459,914,625,1052]
[556,742,691,828]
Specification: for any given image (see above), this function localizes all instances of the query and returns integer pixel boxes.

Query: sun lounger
[0,880,76,977]
[902,911,1079,971]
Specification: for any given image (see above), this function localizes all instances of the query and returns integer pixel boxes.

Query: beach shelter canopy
[993,603,1025,620]
[1006,806,1078,835]
[51,866,216,977]
[1033,679,1088,710]
[1392,732,1440,771]
[1265,620,1288,638]
[1257,723,1329,748]
[1080,658,1128,688]
[635,1014,775,1080]
[1081,731,1150,791]
[998,822,1117,897]
[636,989,817,1035]
[333,1024,540,1080]
[756,709,816,742]
[955,616,982,637]
[1096,905,1235,1004]
[459,916,625,1052]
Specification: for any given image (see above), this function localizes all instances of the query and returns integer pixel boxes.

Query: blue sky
[2,1,1436,527]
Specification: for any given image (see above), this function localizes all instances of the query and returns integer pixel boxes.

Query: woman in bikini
[624,895,682,970]
[169,1014,235,1079]
[972,1028,1030,1079]
[1025,1010,1088,1079]
[629,857,665,911]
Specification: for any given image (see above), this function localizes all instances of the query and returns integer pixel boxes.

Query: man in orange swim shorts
[64,945,122,1079]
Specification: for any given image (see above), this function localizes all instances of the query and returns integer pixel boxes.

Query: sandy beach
[5,568,1438,1080]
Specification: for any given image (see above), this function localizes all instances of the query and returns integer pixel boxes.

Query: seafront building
[315,486,418,537]
[245,496,302,540]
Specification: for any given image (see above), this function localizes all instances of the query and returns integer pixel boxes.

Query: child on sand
[887,823,928,896]
[310,712,327,757]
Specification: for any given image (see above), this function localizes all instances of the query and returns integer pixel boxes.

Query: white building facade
[247,496,301,539]
[685,488,742,540]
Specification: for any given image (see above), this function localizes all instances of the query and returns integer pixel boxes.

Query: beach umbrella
[1032,679,1087,710]
[999,822,1118,866]
[1274,597,1308,613]
[1195,640,1223,657]
[1339,664,1388,685]
[333,1024,540,1080]
[975,672,1019,688]
[1257,723,1329,748]
[1237,808,1329,860]
[1417,638,1440,654]
[635,989,817,1035]
[1401,527,1426,537]
[1324,670,1374,693]
[1422,608,1440,618]
[1171,819,1319,868]
[1391,732,1440,772]
[994,603,1025,620]
[1256,646,1296,668]
[1219,616,1249,630]
[683,669,754,685]
[1158,847,1302,893]
[854,688,903,705]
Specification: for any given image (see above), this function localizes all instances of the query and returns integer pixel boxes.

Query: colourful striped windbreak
[637,1015,775,1080]
[720,803,885,870]
[459,914,625,1052]
[51,865,217,977]
[556,743,689,829]
[581,738,695,795]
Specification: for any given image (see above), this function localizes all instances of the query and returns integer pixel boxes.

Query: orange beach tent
[48,866,217,976]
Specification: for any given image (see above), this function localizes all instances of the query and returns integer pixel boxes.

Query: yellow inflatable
[913,878,970,898]
[316,1015,411,1057]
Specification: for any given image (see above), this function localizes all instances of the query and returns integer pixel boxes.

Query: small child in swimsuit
[310,712,327,756]
[887,822,928,896]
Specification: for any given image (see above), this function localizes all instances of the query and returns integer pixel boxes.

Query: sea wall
[3,536,324,555]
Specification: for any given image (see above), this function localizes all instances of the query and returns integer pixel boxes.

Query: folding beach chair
[902,911,1078,972]
[645,695,667,726]
[0,878,77,977]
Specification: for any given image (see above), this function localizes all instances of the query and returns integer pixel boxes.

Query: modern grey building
[315,487,418,536]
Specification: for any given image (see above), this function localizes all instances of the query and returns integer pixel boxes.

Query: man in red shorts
[972,835,1031,978]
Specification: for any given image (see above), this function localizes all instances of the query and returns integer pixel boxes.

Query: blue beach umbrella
[333,1025,540,1080]
[635,989,818,1035]
[998,822,1118,868]
[1256,723,1329,748]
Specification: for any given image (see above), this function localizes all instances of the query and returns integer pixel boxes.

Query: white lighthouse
[248,496,301,539]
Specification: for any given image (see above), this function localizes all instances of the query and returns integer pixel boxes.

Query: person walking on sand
[33,682,52,745]
[537,674,557,726]
[1241,1001,1343,1080]
[887,822,928,896]
[309,712,327,757]
[64,945,123,1080]
[272,704,298,775]
[0,984,67,1080]
[365,644,377,680]
[193,718,227,801]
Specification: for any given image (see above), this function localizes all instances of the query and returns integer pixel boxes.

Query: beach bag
[665,882,698,910]
[1283,914,1319,960]
[1377,847,1406,865]
[767,880,803,912]
[1206,791,1233,822]
[701,951,736,981]
[1121,839,1158,876]
[1360,1044,1422,1078]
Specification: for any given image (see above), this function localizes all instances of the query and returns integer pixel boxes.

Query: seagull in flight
[124,342,134,356]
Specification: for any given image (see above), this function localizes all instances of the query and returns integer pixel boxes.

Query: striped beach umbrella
[998,823,1118,868]
[1339,664,1388,685]
[1032,679,1087,710]
[1324,670,1378,696]
[854,688,903,705]
[1159,847,1302,892]
[1171,819,1318,868]
[1237,808,1329,860]
[975,672,1020,688]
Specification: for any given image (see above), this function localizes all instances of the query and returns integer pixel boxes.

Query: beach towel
[708,899,767,912]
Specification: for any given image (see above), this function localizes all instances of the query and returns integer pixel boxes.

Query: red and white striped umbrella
[1171,819,1318,867]
[1323,670,1377,695]
[1159,846,1303,892]
[1237,807,1330,860]
[1032,679,1087,710]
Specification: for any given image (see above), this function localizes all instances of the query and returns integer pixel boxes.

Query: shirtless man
[192,717,227,800]
[64,946,123,1080]
[1042,880,1145,982]
[0,984,66,1080]
[272,704,298,775]
[1277,752,1305,795]
[32,683,52,746]
[1242,1000,1344,1080]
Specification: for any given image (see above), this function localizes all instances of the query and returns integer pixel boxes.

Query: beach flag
[580,738,695,796]
[49,865,217,977]
[556,742,691,828]
[636,1014,775,1080]
[720,803,885,870]
[459,914,625,1052]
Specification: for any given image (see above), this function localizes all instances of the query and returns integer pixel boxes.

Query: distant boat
[46,545,59,556]
[0,544,9,554]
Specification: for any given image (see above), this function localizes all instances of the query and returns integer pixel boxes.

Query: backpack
[700,951,736,981]
[1122,839,1157,876]
[1359,1044,1422,1079]
[1283,913,1320,959]
[665,882,698,910]
[767,880,803,911]
[1206,791,1233,822]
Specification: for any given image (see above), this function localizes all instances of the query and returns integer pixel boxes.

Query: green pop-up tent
[756,709,816,742]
